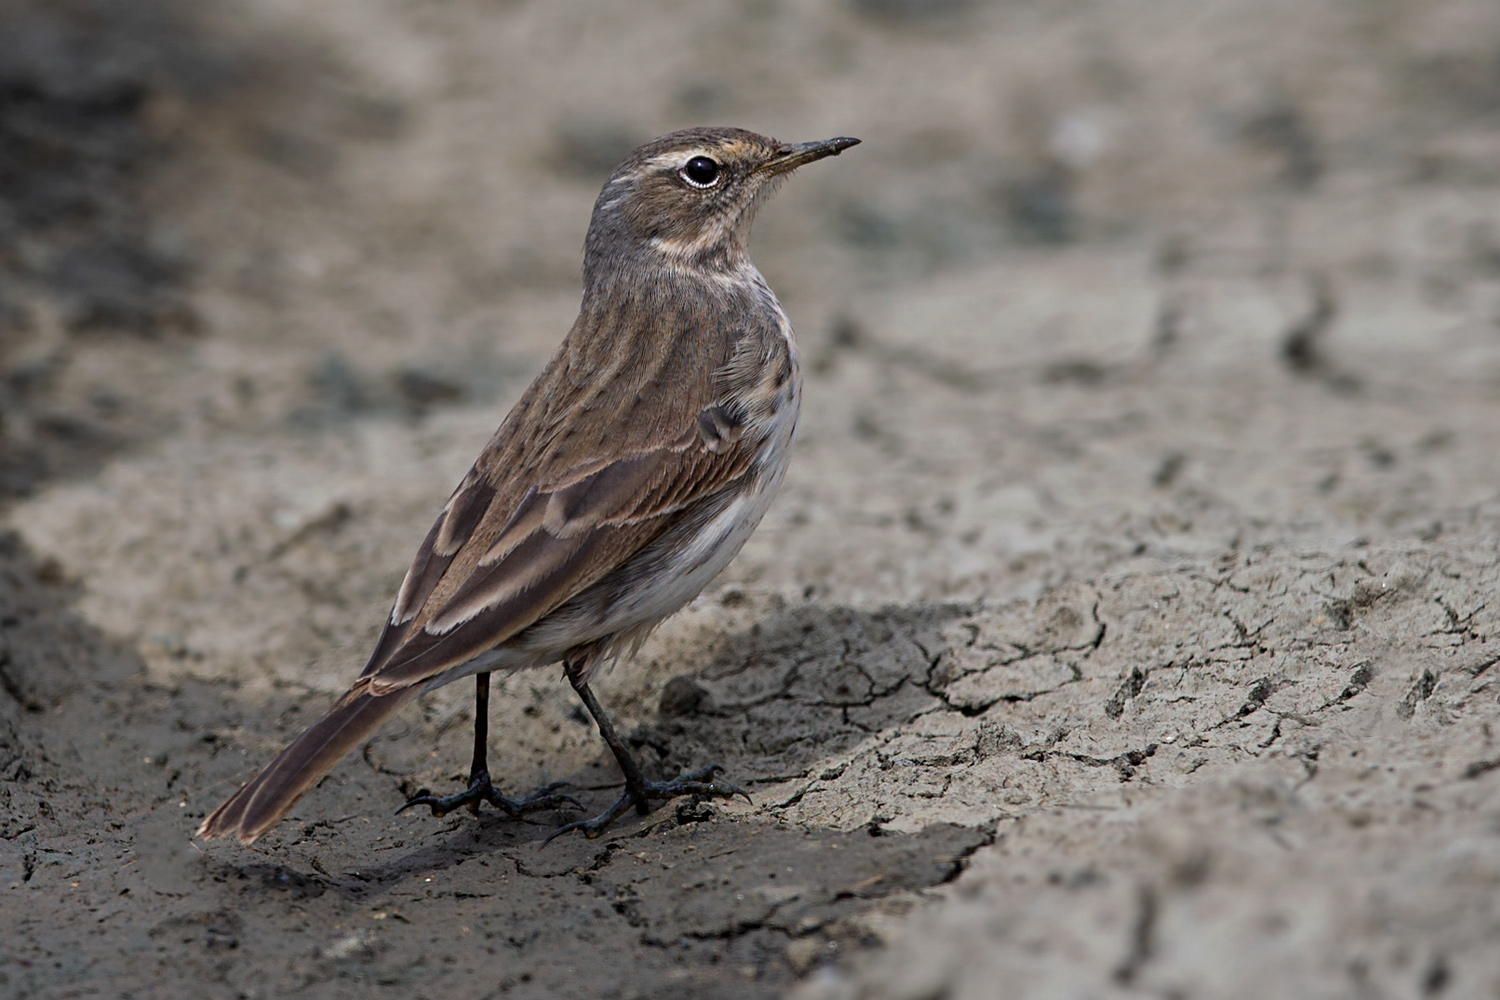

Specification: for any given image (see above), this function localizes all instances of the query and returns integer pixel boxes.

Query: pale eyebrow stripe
[640,149,717,172]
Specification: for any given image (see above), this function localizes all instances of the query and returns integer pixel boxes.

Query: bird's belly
[440,471,786,692]
[592,391,798,640]
[617,470,781,626]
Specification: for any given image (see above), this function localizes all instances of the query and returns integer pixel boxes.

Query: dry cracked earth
[4,0,1500,997]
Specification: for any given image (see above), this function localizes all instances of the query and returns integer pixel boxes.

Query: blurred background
[7,0,1500,681]
[4,0,1500,996]
[5,0,1499,493]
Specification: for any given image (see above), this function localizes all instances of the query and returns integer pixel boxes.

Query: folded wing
[361,420,755,694]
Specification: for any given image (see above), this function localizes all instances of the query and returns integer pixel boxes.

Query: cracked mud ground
[6,0,1500,997]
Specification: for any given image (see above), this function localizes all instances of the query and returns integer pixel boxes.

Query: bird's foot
[397,771,578,820]
[543,764,750,843]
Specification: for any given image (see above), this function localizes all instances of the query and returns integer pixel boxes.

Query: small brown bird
[197,126,859,844]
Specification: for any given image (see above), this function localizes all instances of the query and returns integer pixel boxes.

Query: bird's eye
[680,156,721,188]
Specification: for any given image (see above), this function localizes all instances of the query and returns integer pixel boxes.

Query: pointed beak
[758,136,861,176]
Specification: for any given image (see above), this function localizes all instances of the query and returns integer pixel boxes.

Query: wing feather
[363,436,755,694]
[361,474,499,679]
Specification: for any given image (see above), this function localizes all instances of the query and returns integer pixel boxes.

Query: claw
[494,781,582,818]
[543,792,636,845]
[395,789,440,817]
[542,763,750,845]
[397,774,576,821]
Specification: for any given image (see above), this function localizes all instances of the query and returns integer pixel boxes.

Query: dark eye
[681,156,720,187]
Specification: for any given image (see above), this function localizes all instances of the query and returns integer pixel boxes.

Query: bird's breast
[739,269,802,478]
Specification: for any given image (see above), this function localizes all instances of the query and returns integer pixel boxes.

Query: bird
[196,126,860,845]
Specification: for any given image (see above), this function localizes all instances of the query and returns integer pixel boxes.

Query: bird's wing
[356,338,771,695]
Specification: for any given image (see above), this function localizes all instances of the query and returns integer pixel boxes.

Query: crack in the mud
[1236,676,1282,718]
[1396,669,1440,720]
[1461,758,1500,780]
[1061,744,1160,780]
[922,656,1086,717]
[1105,666,1148,718]
[1432,596,1485,640]
[1465,657,1498,678]
[1337,662,1373,702]
[502,841,622,879]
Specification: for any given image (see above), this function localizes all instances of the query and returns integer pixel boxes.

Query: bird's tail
[196,682,420,845]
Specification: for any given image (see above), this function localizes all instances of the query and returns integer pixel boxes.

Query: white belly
[589,373,799,638]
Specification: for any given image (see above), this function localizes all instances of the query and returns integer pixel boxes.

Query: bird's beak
[758,136,861,176]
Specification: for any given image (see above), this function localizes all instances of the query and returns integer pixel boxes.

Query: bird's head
[583,126,859,283]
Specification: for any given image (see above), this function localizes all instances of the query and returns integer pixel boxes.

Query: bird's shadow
[206,598,977,900]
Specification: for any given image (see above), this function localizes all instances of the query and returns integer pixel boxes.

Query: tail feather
[197,683,420,845]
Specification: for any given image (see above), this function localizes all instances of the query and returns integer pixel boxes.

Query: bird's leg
[547,654,750,842]
[398,672,578,820]
[568,670,653,814]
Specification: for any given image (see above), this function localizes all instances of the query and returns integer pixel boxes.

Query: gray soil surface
[5,0,1500,997]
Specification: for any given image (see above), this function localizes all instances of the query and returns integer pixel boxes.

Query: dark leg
[467,669,493,802]
[546,656,750,842]
[399,672,578,820]
[570,675,652,815]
